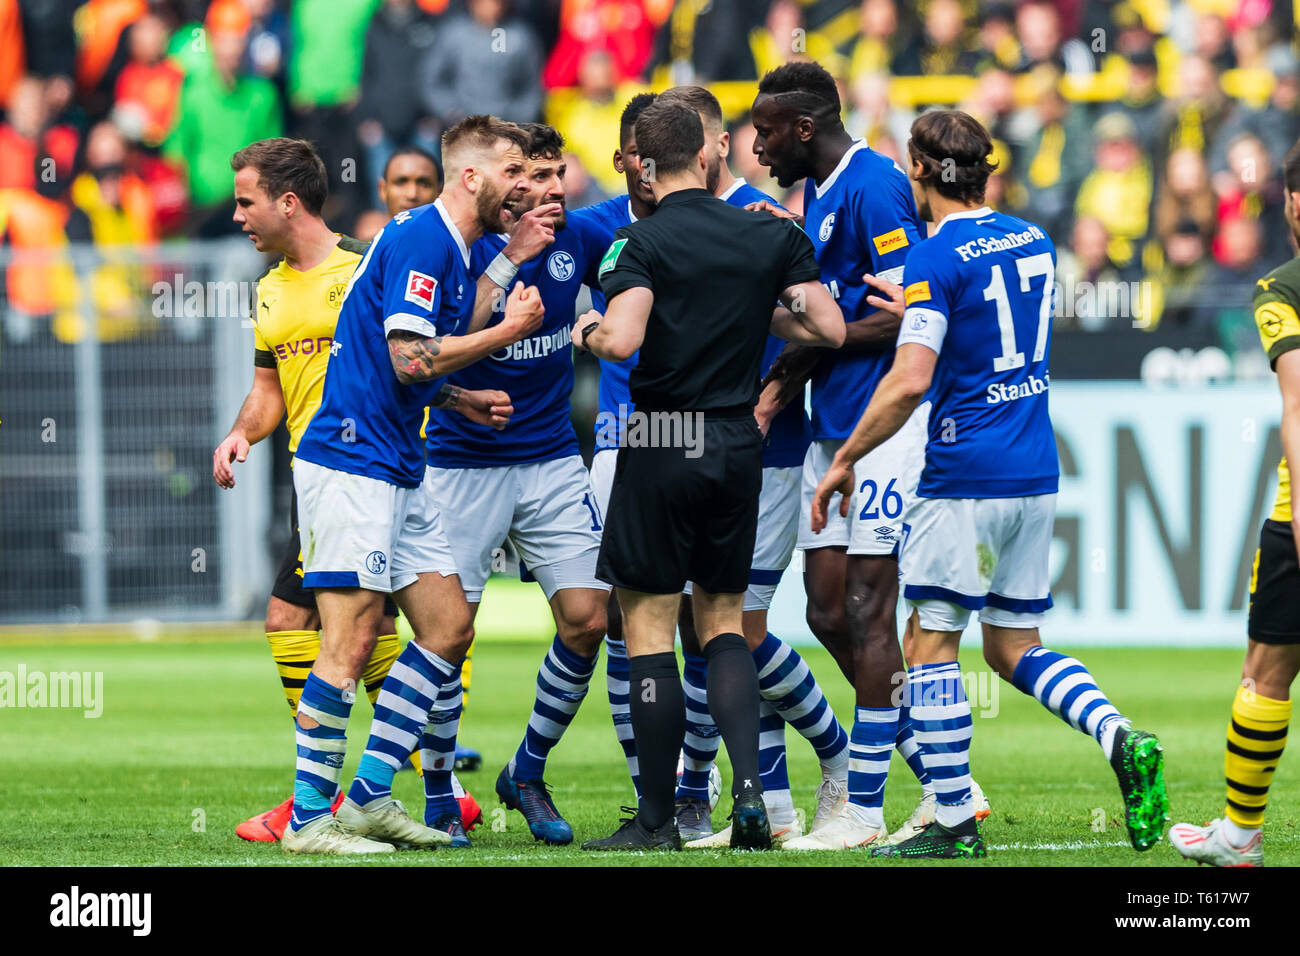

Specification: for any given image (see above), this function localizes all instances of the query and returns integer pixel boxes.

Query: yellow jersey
[252,236,366,451]
[1252,256,1300,523]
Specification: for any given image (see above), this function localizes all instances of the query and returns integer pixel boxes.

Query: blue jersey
[295,200,473,488]
[424,210,608,467]
[721,178,812,469]
[896,206,1060,498]
[803,141,924,440]
[582,195,639,449]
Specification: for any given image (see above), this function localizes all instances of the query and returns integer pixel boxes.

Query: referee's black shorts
[1248,518,1300,644]
[597,413,762,595]
[271,486,399,618]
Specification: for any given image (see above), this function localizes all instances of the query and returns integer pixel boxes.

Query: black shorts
[271,487,399,617]
[596,415,762,595]
[1248,519,1300,644]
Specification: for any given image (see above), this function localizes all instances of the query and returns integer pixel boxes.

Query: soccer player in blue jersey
[282,116,547,855]
[750,61,986,849]
[812,109,1168,859]
[424,123,619,847]
[637,86,852,849]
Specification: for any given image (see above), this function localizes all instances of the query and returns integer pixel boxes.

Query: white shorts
[797,401,929,555]
[425,455,608,603]
[899,493,1056,632]
[683,465,800,611]
[590,447,617,520]
[294,458,457,593]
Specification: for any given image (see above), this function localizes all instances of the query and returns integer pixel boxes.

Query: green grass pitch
[2,625,1296,866]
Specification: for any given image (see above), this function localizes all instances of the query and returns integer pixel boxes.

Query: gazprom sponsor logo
[491,324,571,362]
[986,372,1050,405]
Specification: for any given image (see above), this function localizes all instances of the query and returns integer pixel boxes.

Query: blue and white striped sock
[291,672,353,831]
[909,662,974,828]
[847,706,898,826]
[759,701,794,823]
[508,634,597,782]
[1011,646,1128,759]
[346,641,456,808]
[604,636,640,798]
[752,633,849,773]
[678,652,719,800]
[896,705,934,793]
[420,667,463,824]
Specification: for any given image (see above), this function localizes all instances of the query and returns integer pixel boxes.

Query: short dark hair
[1283,137,1300,193]
[756,61,841,121]
[907,109,999,204]
[230,137,328,215]
[634,101,705,178]
[382,145,441,183]
[620,92,658,144]
[519,122,566,160]
[441,115,530,165]
[656,85,723,128]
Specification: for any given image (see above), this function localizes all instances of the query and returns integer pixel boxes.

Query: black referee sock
[703,633,762,800]
[627,651,685,830]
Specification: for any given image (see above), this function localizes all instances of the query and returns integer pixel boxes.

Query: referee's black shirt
[597,187,821,412]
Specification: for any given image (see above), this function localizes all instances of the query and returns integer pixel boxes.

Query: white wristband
[484,251,518,288]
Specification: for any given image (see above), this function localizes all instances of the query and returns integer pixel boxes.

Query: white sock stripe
[1030,656,1080,700]
[910,665,961,683]
[684,683,709,705]
[915,727,973,745]
[910,705,970,722]
[361,748,404,771]
[1065,688,1107,727]
[760,660,811,701]
[848,757,892,773]
[759,729,785,749]
[296,756,344,778]
[369,719,419,750]
[756,641,794,680]
[1084,703,1121,737]
[387,660,439,701]
[607,678,629,695]
[540,659,590,695]
[527,713,566,739]
[535,687,584,714]
[295,702,349,730]
[921,751,971,768]
[1045,671,1092,716]
[404,641,456,680]
[295,729,347,752]
[375,689,430,724]
[855,708,901,723]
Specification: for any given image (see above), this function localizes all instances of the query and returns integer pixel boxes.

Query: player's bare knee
[265,597,315,633]
[806,602,846,643]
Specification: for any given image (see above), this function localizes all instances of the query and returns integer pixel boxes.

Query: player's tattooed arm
[430,383,461,408]
[387,330,444,384]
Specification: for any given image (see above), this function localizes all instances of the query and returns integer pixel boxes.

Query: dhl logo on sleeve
[905,281,931,305]
[873,228,910,256]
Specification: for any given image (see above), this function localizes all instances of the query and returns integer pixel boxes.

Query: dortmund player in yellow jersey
[1171,140,1300,867]
[211,138,512,842]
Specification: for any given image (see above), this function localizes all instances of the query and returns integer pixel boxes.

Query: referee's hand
[862,271,905,318]
[810,456,855,533]
[745,200,803,229]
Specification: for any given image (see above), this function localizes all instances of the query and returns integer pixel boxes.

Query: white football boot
[281,814,395,855]
[811,770,848,832]
[1169,819,1263,867]
[782,803,887,850]
[335,796,451,849]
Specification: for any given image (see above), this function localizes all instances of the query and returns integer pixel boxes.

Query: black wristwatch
[580,321,600,350]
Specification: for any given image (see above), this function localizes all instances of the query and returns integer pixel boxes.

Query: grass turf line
[1,637,1292,866]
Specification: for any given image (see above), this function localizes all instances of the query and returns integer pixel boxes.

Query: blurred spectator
[0,184,78,333]
[648,0,766,85]
[376,145,442,215]
[1209,215,1267,354]
[1056,215,1126,331]
[1151,218,1213,328]
[0,75,79,190]
[357,0,441,204]
[1153,147,1216,245]
[1193,12,1235,72]
[1212,50,1300,184]
[1075,111,1152,271]
[1012,70,1091,241]
[1014,0,1094,75]
[728,117,770,188]
[544,0,671,89]
[74,0,147,99]
[351,208,389,242]
[19,0,77,80]
[58,120,158,343]
[164,19,280,234]
[545,49,622,194]
[964,66,1017,145]
[1156,54,1234,171]
[1116,48,1163,157]
[750,0,842,80]
[1213,133,1288,269]
[243,0,290,90]
[892,0,979,76]
[0,0,23,104]
[421,0,544,125]
[983,137,1025,213]
[845,0,899,81]
[561,151,606,207]
[846,71,913,150]
[974,2,1019,71]
[111,13,183,148]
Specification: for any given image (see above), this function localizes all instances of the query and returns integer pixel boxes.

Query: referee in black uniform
[572,99,845,850]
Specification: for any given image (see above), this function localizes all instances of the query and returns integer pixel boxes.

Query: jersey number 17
[982,252,1054,372]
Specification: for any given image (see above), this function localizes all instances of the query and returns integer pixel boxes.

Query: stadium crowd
[0,0,1296,344]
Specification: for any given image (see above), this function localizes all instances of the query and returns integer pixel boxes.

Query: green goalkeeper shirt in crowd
[164,71,281,208]
[289,0,382,108]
